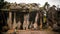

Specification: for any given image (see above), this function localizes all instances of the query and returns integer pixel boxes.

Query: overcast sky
[4,0,60,7]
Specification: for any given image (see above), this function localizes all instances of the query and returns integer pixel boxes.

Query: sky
[4,0,60,7]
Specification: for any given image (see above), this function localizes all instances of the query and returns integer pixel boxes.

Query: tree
[43,2,50,10]
[0,1,8,9]
[0,0,4,2]
[0,0,5,9]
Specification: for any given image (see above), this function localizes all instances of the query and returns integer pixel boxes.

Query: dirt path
[5,30,59,34]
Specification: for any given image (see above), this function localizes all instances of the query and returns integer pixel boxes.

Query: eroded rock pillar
[23,14,29,30]
[40,12,43,29]
[13,12,17,30]
[7,11,12,30]
[33,13,38,29]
